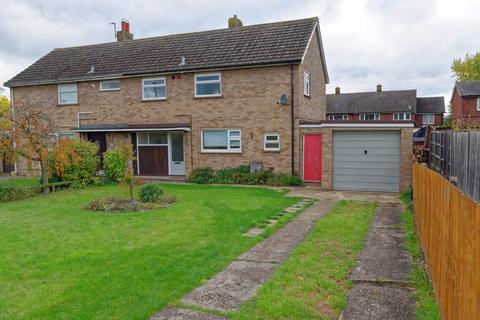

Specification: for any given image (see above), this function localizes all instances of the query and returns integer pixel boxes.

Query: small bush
[62,140,98,185]
[85,197,139,212]
[160,194,177,206]
[103,149,126,183]
[0,183,38,202]
[187,166,302,186]
[138,184,164,203]
[188,168,215,184]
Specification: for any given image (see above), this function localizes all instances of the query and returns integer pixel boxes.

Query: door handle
[364,150,368,155]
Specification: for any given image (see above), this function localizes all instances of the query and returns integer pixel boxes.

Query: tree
[117,143,142,204]
[451,52,480,81]
[0,108,57,193]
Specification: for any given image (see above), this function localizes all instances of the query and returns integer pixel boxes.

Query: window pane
[203,131,228,149]
[59,84,77,92]
[59,132,75,139]
[144,86,166,99]
[229,130,240,137]
[144,79,165,86]
[59,91,77,104]
[229,140,240,148]
[149,132,167,144]
[266,135,278,141]
[171,133,184,161]
[266,142,279,149]
[101,80,120,90]
[138,133,148,144]
[196,83,221,96]
[196,75,219,82]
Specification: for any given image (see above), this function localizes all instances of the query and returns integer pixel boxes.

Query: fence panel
[413,163,480,319]
[429,131,480,202]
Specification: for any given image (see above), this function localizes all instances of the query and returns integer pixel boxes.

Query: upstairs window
[360,113,380,121]
[423,114,434,125]
[195,73,221,97]
[477,98,480,111]
[303,71,311,96]
[393,112,411,121]
[202,129,241,152]
[264,133,280,151]
[58,83,78,105]
[328,114,348,120]
[142,77,166,100]
[100,80,120,91]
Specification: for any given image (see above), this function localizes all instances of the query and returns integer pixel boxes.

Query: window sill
[264,149,281,153]
[201,150,242,154]
[99,89,121,92]
[304,94,311,98]
[58,103,79,107]
[142,98,167,102]
[194,94,223,99]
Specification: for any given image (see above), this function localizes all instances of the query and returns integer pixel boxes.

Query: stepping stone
[284,207,297,213]
[182,260,277,311]
[342,283,414,320]
[150,308,226,320]
[242,228,263,237]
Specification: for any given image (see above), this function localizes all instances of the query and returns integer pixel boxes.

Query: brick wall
[451,89,480,128]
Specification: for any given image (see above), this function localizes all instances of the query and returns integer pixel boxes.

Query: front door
[303,134,322,182]
[2,158,15,173]
[87,132,107,169]
[169,132,185,175]
[138,146,169,176]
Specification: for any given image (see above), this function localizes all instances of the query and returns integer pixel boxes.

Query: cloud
[1,0,479,102]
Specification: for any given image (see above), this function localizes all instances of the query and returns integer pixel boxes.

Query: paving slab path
[150,200,334,319]
[342,203,415,320]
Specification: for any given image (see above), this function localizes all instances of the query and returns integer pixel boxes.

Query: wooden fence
[412,163,480,319]
[429,130,480,202]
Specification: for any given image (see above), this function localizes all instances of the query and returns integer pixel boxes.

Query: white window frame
[137,132,168,146]
[328,114,348,120]
[477,98,480,111]
[99,80,121,91]
[303,71,311,97]
[49,132,76,142]
[57,83,78,105]
[393,112,411,121]
[360,113,380,121]
[264,133,280,151]
[201,129,241,153]
[194,73,222,98]
[423,114,435,125]
[142,77,167,101]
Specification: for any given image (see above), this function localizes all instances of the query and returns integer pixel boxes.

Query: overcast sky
[1,0,479,104]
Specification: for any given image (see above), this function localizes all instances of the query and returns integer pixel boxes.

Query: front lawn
[233,200,376,320]
[0,184,297,320]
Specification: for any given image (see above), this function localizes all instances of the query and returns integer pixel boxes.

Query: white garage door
[333,131,400,192]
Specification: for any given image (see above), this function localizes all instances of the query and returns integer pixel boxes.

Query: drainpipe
[290,65,295,175]
[9,88,17,174]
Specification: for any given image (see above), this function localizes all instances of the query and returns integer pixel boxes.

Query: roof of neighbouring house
[455,81,480,97]
[416,97,445,114]
[5,17,328,87]
[326,89,417,114]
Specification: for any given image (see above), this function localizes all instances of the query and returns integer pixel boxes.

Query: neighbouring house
[326,85,445,127]
[451,81,480,128]
[4,16,413,192]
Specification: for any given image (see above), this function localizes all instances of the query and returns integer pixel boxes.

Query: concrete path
[342,203,415,320]
[150,200,334,319]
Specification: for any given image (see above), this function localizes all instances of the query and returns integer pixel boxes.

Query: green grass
[232,200,377,320]
[1,177,39,186]
[0,184,298,320]
[401,191,441,320]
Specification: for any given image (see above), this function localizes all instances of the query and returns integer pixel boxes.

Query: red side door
[303,134,322,182]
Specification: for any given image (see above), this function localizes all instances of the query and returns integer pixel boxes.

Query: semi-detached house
[4,16,413,193]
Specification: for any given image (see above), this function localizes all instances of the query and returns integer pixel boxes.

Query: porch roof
[72,123,191,132]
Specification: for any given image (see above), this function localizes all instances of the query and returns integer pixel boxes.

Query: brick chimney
[116,19,133,41]
[228,15,243,28]
[335,86,341,95]
[376,84,382,93]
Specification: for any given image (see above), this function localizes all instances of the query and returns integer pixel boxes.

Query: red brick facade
[451,88,480,128]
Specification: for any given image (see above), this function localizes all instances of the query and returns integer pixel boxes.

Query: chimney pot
[116,19,133,41]
[335,86,340,95]
[228,15,243,28]
[376,84,382,93]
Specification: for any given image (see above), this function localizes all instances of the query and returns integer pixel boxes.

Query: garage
[333,131,400,192]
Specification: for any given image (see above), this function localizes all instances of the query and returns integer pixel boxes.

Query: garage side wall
[399,127,413,191]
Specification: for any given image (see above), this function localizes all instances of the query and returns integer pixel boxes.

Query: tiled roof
[6,17,327,87]
[326,90,417,114]
[455,81,480,96]
[416,97,445,114]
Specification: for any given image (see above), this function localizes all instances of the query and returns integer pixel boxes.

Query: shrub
[138,183,164,203]
[85,197,139,212]
[62,140,98,184]
[188,168,215,184]
[159,194,177,206]
[187,166,303,186]
[103,149,126,183]
[0,182,38,202]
